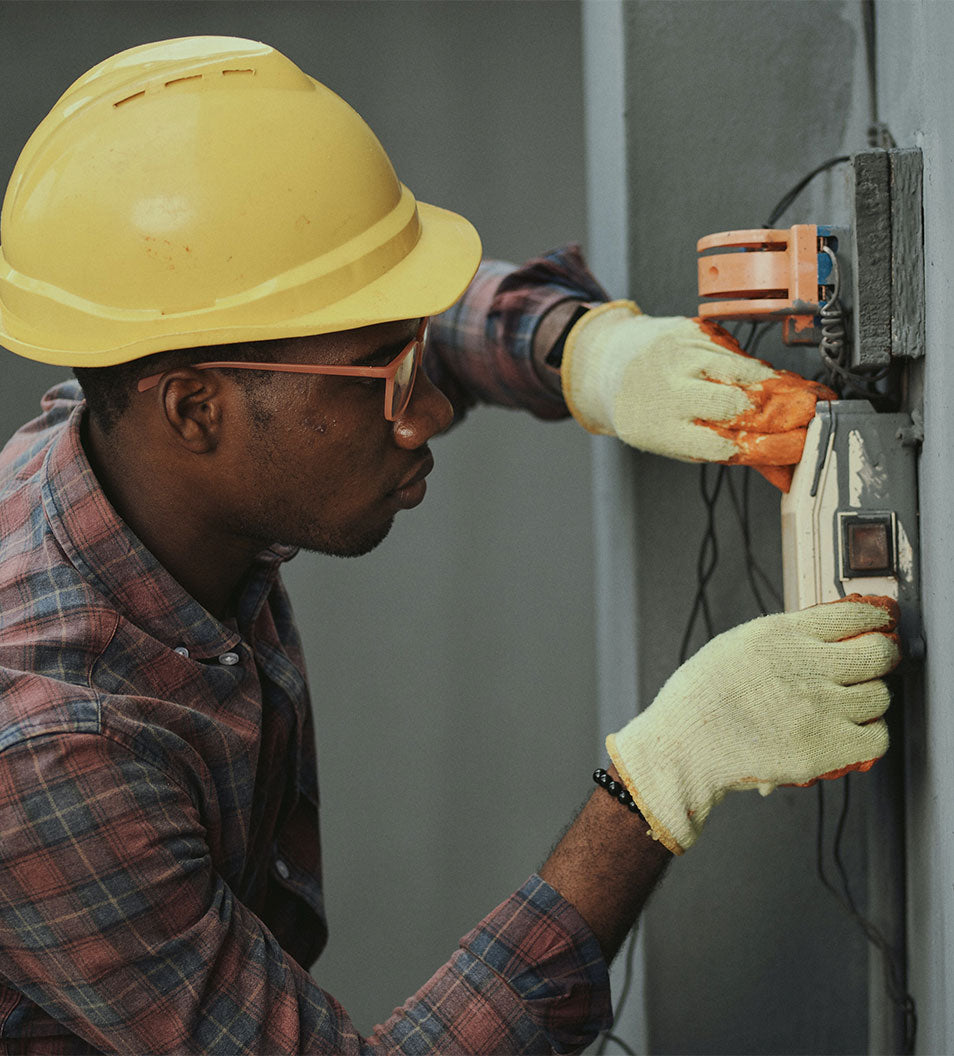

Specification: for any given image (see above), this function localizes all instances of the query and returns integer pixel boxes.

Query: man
[0,37,898,1054]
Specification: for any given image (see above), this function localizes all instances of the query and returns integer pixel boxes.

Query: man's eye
[342,376,379,394]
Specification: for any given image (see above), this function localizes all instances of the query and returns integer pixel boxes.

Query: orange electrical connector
[697,225,827,343]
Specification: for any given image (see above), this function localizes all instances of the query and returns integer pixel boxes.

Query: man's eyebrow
[347,336,410,368]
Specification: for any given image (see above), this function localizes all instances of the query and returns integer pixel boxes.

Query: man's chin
[296,516,395,559]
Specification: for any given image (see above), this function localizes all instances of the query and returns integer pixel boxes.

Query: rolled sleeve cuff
[458,874,612,1054]
[428,245,609,422]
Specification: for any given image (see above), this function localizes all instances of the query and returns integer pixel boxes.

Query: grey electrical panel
[781,399,922,653]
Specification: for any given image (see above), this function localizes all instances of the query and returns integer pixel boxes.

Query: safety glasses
[137,317,429,421]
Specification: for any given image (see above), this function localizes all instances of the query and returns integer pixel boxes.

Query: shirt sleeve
[426,244,609,424]
[0,730,611,1054]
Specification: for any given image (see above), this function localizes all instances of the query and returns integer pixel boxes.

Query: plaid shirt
[427,245,608,422]
[0,247,610,1055]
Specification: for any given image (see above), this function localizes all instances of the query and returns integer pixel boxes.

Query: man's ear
[153,368,230,454]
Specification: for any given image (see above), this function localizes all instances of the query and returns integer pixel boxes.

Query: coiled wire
[818,244,890,399]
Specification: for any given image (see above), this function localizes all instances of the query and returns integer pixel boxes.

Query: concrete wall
[0,0,598,1034]
[875,3,954,1052]
[585,1,889,1052]
[584,0,953,1052]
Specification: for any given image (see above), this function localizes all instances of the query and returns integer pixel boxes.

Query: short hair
[74,337,295,433]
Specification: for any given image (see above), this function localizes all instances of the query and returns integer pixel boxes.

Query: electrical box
[697,223,842,345]
[780,400,922,653]
[696,148,924,363]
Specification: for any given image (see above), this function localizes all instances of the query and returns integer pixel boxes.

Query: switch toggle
[841,513,895,577]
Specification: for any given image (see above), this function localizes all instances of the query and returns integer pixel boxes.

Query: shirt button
[174,646,190,658]
[275,858,290,880]
[218,651,240,666]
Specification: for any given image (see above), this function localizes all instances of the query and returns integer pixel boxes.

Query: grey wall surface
[875,3,954,1052]
[585,1,954,1053]
[593,1,882,1053]
[0,0,597,1035]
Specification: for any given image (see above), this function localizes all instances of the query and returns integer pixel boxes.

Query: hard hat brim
[295,199,483,338]
[0,199,481,366]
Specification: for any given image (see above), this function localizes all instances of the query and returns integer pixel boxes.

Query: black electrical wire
[678,317,785,656]
[831,774,857,910]
[862,0,879,142]
[861,0,896,150]
[730,319,759,350]
[815,780,917,1053]
[677,464,726,664]
[725,470,782,617]
[815,247,893,401]
[745,320,774,361]
[765,154,899,403]
[763,158,879,400]
[763,156,850,228]
[597,1032,635,1056]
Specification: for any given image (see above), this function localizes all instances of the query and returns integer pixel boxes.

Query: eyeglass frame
[136,317,429,422]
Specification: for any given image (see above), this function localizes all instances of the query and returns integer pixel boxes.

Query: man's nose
[391,369,454,448]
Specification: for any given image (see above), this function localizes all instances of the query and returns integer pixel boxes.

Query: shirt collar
[41,404,297,660]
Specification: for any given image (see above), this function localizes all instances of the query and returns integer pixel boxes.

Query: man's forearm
[539,765,672,964]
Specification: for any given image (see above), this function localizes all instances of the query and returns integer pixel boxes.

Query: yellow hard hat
[0,36,482,367]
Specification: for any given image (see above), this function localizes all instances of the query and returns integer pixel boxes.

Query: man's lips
[395,450,434,492]
[389,450,434,509]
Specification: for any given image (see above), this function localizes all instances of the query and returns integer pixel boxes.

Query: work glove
[561,300,836,492]
[607,595,900,855]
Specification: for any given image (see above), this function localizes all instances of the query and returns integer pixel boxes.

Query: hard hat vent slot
[164,75,203,89]
[113,91,146,108]
[113,69,255,109]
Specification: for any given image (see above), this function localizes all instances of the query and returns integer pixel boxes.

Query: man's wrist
[538,762,672,964]
[531,300,594,397]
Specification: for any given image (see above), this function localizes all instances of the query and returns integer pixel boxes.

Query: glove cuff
[561,299,642,435]
[606,727,689,856]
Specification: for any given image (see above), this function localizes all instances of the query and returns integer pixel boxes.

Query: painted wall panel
[585,2,889,1052]
[875,3,954,1052]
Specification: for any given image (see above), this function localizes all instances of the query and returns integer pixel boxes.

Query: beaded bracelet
[593,768,641,815]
